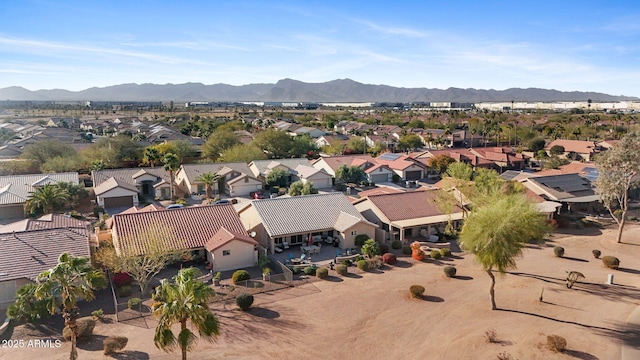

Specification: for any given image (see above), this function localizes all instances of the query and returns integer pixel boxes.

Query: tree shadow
[539,301,584,311]
[509,271,565,286]
[247,307,280,319]
[594,319,640,349]
[422,295,444,302]
[393,260,413,268]
[323,275,343,282]
[77,334,108,351]
[618,267,640,275]
[561,256,589,263]
[454,275,473,281]
[343,273,363,279]
[563,349,600,360]
[109,350,150,359]
[497,308,619,333]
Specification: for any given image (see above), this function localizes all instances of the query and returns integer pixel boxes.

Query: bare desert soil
[3,225,639,360]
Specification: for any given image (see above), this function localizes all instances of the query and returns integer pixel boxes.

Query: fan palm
[152,267,219,360]
[144,147,162,167]
[25,184,69,215]
[163,153,180,200]
[34,253,106,360]
[195,172,221,199]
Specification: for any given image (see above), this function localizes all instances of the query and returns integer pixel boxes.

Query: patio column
[399,226,404,243]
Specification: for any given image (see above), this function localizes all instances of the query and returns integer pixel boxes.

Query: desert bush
[357,259,369,271]
[546,334,567,352]
[335,264,348,276]
[316,267,329,279]
[602,256,620,269]
[381,253,397,265]
[553,246,565,257]
[379,243,389,254]
[409,285,425,298]
[430,250,442,260]
[391,240,402,249]
[232,269,251,284]
[91,309,104,321]
[112,272,132,288]
[443,266,457,278]
[354,234,369,247]
[127,297,142,310]
[303,266,316,275]
[439,248,452,257]
[103,336,128,355]
[361,239,380,258]
[63,318,96,342]
[592,249,601,259]
[236,293,254,311]
[117,285,132,297]
[402,245,412,255]
[484,328,498,343]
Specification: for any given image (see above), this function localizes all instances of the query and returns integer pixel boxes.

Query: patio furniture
[274,246,283,253]
[283,241,290,249]
[300,253,306,262]
[288,254,294,261]
[324,236,334,245]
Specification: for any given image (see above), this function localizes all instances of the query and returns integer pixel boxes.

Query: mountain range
[0,79,636,103]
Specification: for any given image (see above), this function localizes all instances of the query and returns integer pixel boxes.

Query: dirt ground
[3,225,639,360]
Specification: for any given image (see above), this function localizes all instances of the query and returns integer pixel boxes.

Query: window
[244,177,249,183]
[222,250,230,256]
[351,231,357,235]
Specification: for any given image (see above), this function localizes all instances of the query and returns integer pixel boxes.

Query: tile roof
[94,177,139,195]
[179,162,254,183]
[295,164,326,178]
[111,204,248,255]
[0,228,91,282]
[365,190,463,221]
[250,193,372,237]
[523,173,596,201]
[0,214,90,236]
[204,227,258,252]
[250,158,313,177]
[312,155,375,172]
[0,172,79,206]
[92,167,169,189]
[545,139,599,154]
[357,187,404,197]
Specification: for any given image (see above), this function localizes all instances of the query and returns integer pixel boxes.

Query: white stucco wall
[210,240,257,272]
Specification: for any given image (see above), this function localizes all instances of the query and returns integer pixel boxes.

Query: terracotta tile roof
[375,153,424,170]
[205,227,258,251]
[312,155,375,172]
[365,190,462,221]
[111,204,248,255]
[0,214,90,236]
[357,187,404,197]
[0,228,91,281]
[545,139,599,154]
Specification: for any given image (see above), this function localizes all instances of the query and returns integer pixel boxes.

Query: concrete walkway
[621,305,640,360]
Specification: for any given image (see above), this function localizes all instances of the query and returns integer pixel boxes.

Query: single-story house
[0,227,90,310]
[0,172,80,221]
[109,204,258,272]
[353,190,464,243]
[311,154,377,177]
[249,158,314,183]
[294,165,333,189]
[364,163,395,183]
[175,162,262,197]
[520,173,600,213]
[545,139,602,162]
[375,153,426,180]
[92,167,172,209]
[238,193,378,254]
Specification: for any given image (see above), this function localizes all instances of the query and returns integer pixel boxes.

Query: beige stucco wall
[304,173,332,189]
[97,187,139,207]
[0,278,32,310]
[210,240,257,272]
[339,221,377,249]
[228,178,263,196]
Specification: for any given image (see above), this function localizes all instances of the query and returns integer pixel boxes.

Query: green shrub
[379,243,389,254]
[357,259,370,271]
[409,285,425,298]
[303,266,316,275]
[402,245,412,255]
[127,297,142,310]
[232,270,251,284]
[103,336,128,355]
[117,285,132,297]
[236,293,254,311]
[91,309,104,321]
[546,335,567,352]
[354,234,369,247]
[443,266,457,278]
[382,253,397,265]
[354,255,364,262]
[316,267,329,279]
[63,317,96,342]
[391,240,402,250]
[335,264,348,276]
[175,198,188,206]
[592,249,601,259]
[602,256,620,269]
[553,246,565,257]
[430,250,442,259]
[93,206,105,218]
[361,239,380,258]
[342,259,352,266]
[439,248,452,257]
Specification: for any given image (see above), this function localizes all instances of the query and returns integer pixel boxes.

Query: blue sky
[1,0,640,96]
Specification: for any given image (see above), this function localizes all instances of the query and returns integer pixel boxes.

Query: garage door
[0,204,24,220]
[370,174,389,183]
[103,196,133,208]
[405,171,422,180]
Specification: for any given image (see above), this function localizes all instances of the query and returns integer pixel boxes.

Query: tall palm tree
[25,184,69,215]
[163,153,180,200]
[35,253,106,360]
[144,147,161,167]
[459,193,548,310]
[195,172,221,199]
[152,267,220,360]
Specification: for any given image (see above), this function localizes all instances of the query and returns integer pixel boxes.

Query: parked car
[166,204,185,209]
[214,199,231,205]
[252,191,266,199]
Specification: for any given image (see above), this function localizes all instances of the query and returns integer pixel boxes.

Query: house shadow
[247,307,280,319]
[108,350,150,359]
[594,319,640,350]
[393,260,413,268]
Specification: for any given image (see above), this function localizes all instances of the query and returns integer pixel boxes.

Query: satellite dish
[249,231,256,238]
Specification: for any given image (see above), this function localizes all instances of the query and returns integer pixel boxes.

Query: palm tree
[35,253,106,360]
[163,153,180,200]
[25,184,69,215]
[144,147,161,167]
[195,172,221,199]
[458,193,548,310]
[152,267,220,360]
